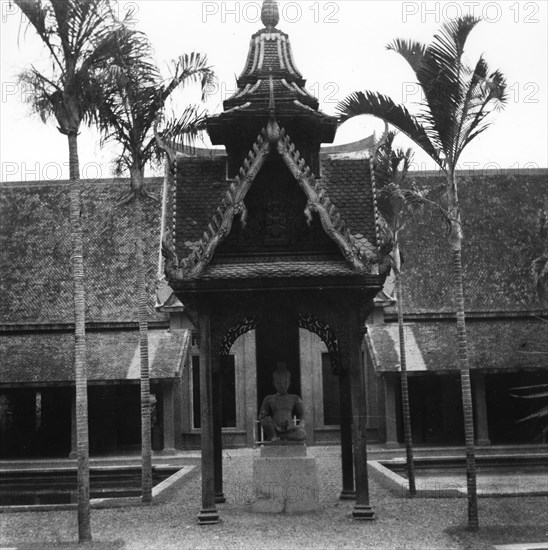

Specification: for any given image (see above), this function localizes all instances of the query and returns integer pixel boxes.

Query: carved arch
[297,312,340,374]
[220,316,257,356]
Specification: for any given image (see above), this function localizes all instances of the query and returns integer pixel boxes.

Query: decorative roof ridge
[276,128,379,273]
[164,128,272,281]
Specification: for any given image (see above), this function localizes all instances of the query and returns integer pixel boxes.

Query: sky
[0,0,547,182]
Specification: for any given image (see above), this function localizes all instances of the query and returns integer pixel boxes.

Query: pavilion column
[162,383,176,454]
[348,310,375,520]
[213,358,226,503]
[197,311,220,524]
[383,375,400,448]
[338,368,355,500]
[69,391,77,459]
[472,372,491,446]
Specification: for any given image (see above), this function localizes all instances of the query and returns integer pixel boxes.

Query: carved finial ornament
[262,0,279,29]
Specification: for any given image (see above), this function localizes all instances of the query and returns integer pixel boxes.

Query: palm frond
[516,405,548,423]
[337,91,442,165]
[455,58,507,158]
[17,68,57,121]
[511,383,548,393]
[14,0,64,71]
[161,52,215,103]
[386,39,427,75]
[92,22,213,179]
[15,0,127,134]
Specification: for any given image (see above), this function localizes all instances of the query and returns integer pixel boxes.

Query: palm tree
[532,206,548,309]
[374,129,423,495]
[95,31,214,502]
[14,0,135,540]
[337,15,507,529]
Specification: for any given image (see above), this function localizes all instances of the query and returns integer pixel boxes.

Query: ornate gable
[162,116,382,281]
[160,0,387,285]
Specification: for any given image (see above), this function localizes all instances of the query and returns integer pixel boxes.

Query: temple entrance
[256,309,301,412]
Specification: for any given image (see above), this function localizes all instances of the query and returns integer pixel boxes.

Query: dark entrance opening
[256,309,301,412]
[398,374,465,444]
[89,385,141,454]
[486,371,548,444]
[0,387,71,458]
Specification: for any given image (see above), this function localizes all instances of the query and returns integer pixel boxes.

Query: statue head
[272,362,291,395]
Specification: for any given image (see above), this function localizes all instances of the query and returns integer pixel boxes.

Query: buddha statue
[259,363,306,442]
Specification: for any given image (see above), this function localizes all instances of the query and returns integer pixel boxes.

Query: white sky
[1,0,547,182]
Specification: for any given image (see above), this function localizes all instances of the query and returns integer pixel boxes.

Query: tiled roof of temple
[367,318,548,372]
[0,178,166,325]
[2,170,545,326]
[396,171,548,314]
[166,151,383,281]
[366,169,548,373]
[0,329,189,384]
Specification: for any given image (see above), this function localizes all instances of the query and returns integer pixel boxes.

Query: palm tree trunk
[447,172,478,530]
[68,132,91,542]
[132,170,153,503]
[393,243,416,495]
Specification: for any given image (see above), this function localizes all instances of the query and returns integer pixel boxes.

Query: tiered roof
[207,0,337,145]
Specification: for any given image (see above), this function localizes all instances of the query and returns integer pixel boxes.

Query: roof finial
[262,0,279,29]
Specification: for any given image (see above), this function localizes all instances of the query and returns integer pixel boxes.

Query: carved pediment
[163,118,382,281]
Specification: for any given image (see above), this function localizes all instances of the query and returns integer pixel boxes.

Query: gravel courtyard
[1,447,547,550]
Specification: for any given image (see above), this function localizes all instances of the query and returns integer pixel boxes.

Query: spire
[206,0,338,146]
[261,0,279,30]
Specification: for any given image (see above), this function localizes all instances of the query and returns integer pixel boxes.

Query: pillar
[213,363,226,503]
[338,369,355,499]
[383,375,400,448]
[162,384,176,454]
[348,310,375,520]
[472,372,491,446]
[197,311,220,524]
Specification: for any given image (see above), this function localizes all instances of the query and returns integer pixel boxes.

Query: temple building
[1,0,547,472]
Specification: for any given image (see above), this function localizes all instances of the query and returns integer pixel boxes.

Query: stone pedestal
[252,443,320,513]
